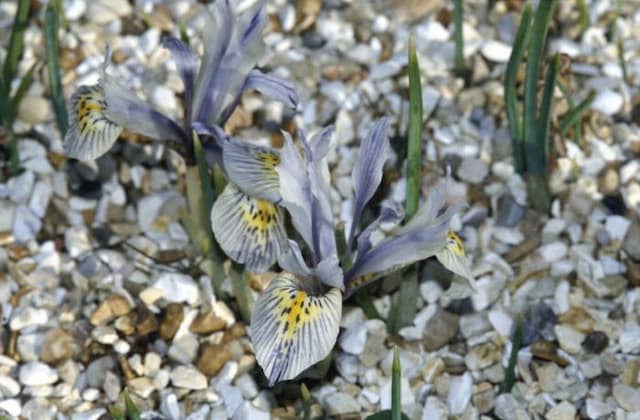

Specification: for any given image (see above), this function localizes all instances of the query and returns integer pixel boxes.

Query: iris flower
[248,118,476,386]
[63,0,297,272]
[63,0,297,163]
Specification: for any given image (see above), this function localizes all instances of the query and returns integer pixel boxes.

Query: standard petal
[435,231,476,289]
[211,183,287,273]
[244,69,298,111]
[250,273,341,386]
[348,118,390,246]
[276,133,313,250]
[64,84,123,160]
[355,203,403,257]
[222,139,282,203]
[315,256,344,289]
[194,1,268,125]
[102,74,187,144]
[277,240,312,278]
[162,36,198,124]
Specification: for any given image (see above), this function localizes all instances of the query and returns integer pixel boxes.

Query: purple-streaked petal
[348,118,391,247]
[278,240,312,278]
[435,231,476,289]
[315,256,344,289]
[222,138,282,203]
[102,74,187,144]
[276,132,314,252]
[345,203,464,284]
[162,36,198,125]
[355,203,402,257]
[251,273,341,386]
[244,69,299,111]
[194,1,268,125]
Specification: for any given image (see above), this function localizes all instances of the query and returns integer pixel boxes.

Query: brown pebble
[107,293,132,317]
[626,259,640,287]
[41,328,74,364]
[190,311,226,335]
[90,301,114,326]
[530,340,569,367]
[159,303,183,341]
[114,313,136,336]
[136,307,159,336]
[197,343,231,377]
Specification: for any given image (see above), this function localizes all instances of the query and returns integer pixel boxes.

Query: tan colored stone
[107,294,132,316]
[159,303,183,342]
[197,343,231,377]
[190,311,226,335]
[90,301,114,326]
[136,308,158,336]
[114,314,136,336]
[41,328,74,364]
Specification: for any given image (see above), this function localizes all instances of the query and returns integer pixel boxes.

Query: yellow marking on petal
[257,151,280,169]
[446,231,465,256]
[240,198,281,244]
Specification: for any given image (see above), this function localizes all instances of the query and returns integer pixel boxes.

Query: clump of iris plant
[64,0,296,272]
[240,118,476,385]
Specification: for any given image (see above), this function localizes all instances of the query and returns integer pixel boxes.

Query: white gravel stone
[538,241,568,263]
[232,401,270,420]
[171,366,207,389]
[480,40,512,62]
[0,399,21,418]
[10,307,48,331]
[604,215,631,241]
[217,383,244,417]
[29,181,53,218]
[19,362,58,386]
[0,374,21,397]
[619,322,640,354]
[590,90,623,115]
[458,157,489,184]
[585,398,612,419]
[422,396,448,420]
[545,401,576,420]
[448,372,472,415]
[612,384,640,412]
[339,321,367,355]
[160,392,183,420]
[152,273,200,305]
[151,85,178,113]
[13,205,41,243]
[326,392,361,416]
[554,325,585,354]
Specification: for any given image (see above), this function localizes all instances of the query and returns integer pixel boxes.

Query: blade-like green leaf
[617,38,629,84]
[229,263,253,323]
[523,0,557,174]
[501,314,523,393]
[3,0,30,87]
[453,0,465,76]
[391,347,401,420]
[45,4,68,136]
[365,411,411,420]
[123,390,141,420]
[559,90,595,135]
[8,60,38,121]
[536,53,559,172]
[301,383,311,420]
[405,35,423,221]
[108,406,125,420]
[504,4,532,173]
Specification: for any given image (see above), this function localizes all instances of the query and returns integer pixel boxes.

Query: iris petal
[210,183,287,273]
[251,273,341,386]
[64,84,123,160]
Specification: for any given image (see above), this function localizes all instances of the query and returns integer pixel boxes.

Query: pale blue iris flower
[249,118,476,386]
[64,0,297,163]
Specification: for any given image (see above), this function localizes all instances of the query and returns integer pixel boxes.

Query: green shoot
[391,347,401,420]
[617,38,629,84]
[504,4,532,173]
[123,390,141,420]
[45,2,68,137]
[404,35,423,221]
[301,383,311,420]
[559,90,595,136]
[501,315,523,393]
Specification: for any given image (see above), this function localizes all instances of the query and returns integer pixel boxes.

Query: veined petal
[355,203,402,257]
[277,133,313,251]
[435,231,476,289]
[211,183,287,273]
[278,240,312,279]
[162,36,198,124]
[102,74,187,144]
[345,204,464,284]
[315,255,344,289]
[222,139,282,202]
[64,84,123,160]
[251,273,341,386]
[244,69,298,111]
[348,118,390,246]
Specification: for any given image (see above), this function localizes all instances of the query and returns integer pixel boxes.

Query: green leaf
[8,60,38,121]
[559,90,595,135]
[391,347,401,420]
[108,406,125,420]
[387,269,418,333]
[355,284,382,320]
[45,3,68,137]
[229,263,253,323]
[405,35,423,221]
[123,390,141,420]
[617,38,629,84]
[453,0,466,76]
[501,314,523,393]
[522,0,557,176]
[504,4,532,174]
[301,383,311,420]
[3,0,30,87]
[536,53,559,172]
